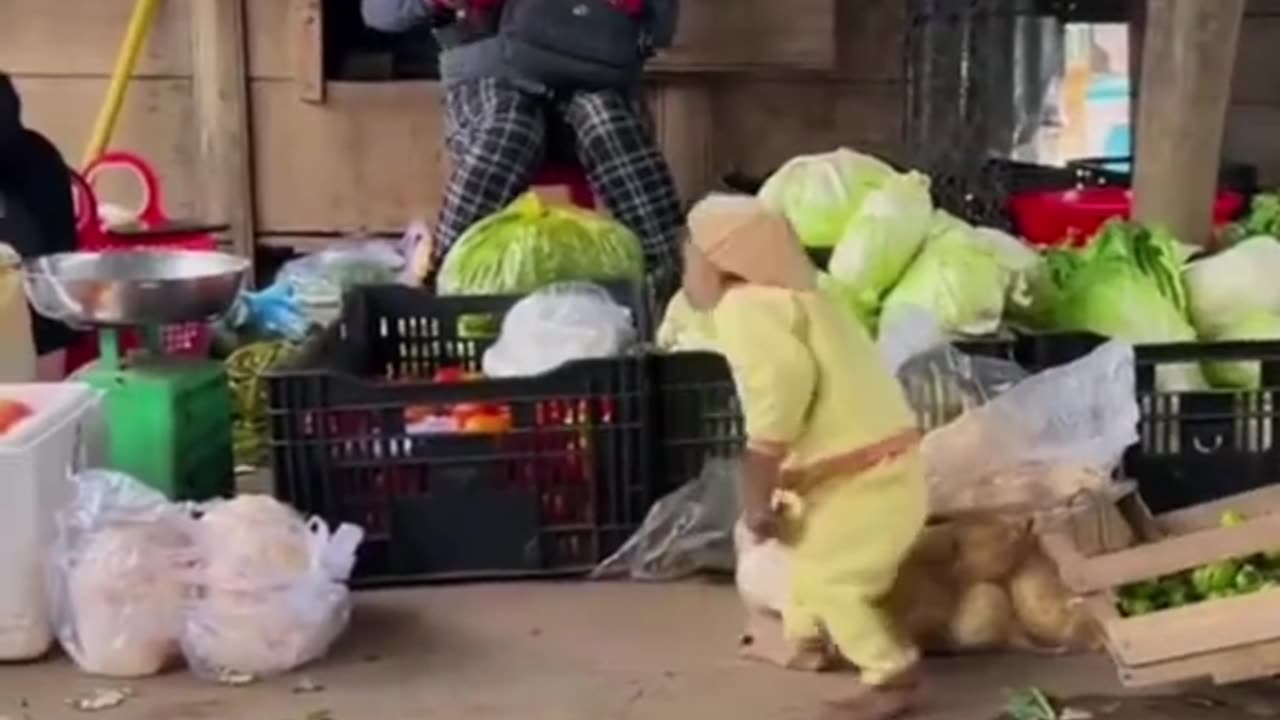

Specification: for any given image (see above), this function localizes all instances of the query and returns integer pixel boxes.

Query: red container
[1008,187,1245,248]
[66,152,227,374]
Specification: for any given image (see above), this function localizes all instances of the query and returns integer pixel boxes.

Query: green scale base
[79,356,234,501]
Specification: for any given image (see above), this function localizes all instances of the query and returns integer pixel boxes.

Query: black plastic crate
[648,336,1019,495]
[266,285,651,586]
[1016,331,1280,513]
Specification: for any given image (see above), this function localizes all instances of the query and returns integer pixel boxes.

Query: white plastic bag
[483,282,636,378]
[48,470,196,678]
[181,495,363,679]
[922,341,1140,517]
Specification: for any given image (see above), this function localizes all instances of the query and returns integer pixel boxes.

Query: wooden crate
[1041,485,1280,688]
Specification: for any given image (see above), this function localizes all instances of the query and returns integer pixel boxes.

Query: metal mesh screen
[904,0,1130,228]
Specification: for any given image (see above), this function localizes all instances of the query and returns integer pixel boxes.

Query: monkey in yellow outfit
[682,195,927,720]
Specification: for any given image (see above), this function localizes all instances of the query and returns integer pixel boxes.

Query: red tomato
[0,399,33,437]
[433,367,467,384]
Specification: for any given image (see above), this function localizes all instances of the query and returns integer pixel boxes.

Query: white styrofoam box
[0,383,106,661]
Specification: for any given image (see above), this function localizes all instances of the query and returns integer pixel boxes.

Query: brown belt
[779,428,922,496]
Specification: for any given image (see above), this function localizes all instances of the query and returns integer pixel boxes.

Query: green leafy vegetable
[1225,192,1280,244]
[880,212,1035,336]
[1184,236,1280,341]
[757,148,895,248]
[1044,221,1204,390]
[437,193,644,296]
[827,170,933,321]
[1200,310,1280,389]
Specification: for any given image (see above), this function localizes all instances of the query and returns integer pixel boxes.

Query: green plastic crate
[80,357,234,501]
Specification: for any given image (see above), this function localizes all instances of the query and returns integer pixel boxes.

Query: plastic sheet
[922,341,1139,518]
[591,458,741,581]
[483,282,636,378]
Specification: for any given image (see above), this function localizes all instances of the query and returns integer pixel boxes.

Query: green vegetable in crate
[1191,559,1242,597]
[226,341,297,468]
[1045,220,1205,391]
[757,148,895,248]
[436,193,644,296]
[1224,192,1280,244]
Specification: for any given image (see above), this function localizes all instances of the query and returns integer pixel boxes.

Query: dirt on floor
[2,582,1278,720]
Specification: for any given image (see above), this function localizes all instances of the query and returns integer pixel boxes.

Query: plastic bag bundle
[49,472,363,681]
[182,495,363,679]
[922,340,1139,517]
[483,282,637,378]
[48,470,196,678]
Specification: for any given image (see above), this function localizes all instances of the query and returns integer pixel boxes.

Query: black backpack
[498,0,653,89]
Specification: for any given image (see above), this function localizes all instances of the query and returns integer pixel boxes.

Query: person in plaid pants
[363,0,683,298]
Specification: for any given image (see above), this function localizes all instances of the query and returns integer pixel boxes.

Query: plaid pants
[432,77,683,293]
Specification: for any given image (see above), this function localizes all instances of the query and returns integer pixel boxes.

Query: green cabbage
[437,193,644,296]
[1202,311,1280,389]
[757,148,895,249]
[1184,236,1280,339]
[880,211,1011,336]
[1048,221,1205,390]
[827,171,933,321]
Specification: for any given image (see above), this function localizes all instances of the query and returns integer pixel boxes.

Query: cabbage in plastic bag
[827,170,933,320]
[757,148,895,249]
[49,470,197,678]
[437,193,645,296]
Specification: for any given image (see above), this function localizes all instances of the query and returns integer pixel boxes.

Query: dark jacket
[361,0,678,89]
[0,73,80,354]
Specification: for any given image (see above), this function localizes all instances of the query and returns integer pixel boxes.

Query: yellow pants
[782,450,927,686]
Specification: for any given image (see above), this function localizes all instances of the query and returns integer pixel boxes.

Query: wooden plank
[1224,104,1280,187]
[9,76,198,216]
[710,80,905,181]
[1132,0,1246,247]
[1231,17,1280,105]
[293,0,326,102]
[653,82,715,206]
[1158,484,1280,535]
[834,0,905,83]
[247,0,838,78]
[0,0,192,77]
[1055,512,1280,594]
[190,0,256,263]
[250,80,447,235]
[1105,588,1280,666]
[1113,635,1280,688]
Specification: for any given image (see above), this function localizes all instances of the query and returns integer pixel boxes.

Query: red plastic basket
[66,152,222,373]
[1008,186,1245,248]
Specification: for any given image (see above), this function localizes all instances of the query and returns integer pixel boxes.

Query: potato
[952,518,1032,583]
[946,582,1014,651]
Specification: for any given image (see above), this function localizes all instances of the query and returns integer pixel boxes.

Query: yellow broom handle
[81,0,161,169]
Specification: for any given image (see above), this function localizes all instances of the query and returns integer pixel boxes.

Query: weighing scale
[24,250,248,500]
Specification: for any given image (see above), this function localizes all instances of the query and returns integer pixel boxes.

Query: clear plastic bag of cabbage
[437,193,645,296]
[827,170,934,322]
[880,212,1038,336]
[1045,221,1204,391]
[757,148,895,249]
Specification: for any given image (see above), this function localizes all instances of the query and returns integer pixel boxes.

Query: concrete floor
[0,581,1135,720]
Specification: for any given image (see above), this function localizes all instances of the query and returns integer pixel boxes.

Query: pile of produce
[737,514,1100,656]
[727,147,1280,392]
[887,517,1099,654]
[1116,510,1280,616]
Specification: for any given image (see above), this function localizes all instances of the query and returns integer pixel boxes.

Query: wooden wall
[1225,0,1280,186]
[0,0,907,251]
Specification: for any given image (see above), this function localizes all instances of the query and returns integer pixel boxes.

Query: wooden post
[1132,0,1245,247]
[190,0,256,269]
[293,0,326,104]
